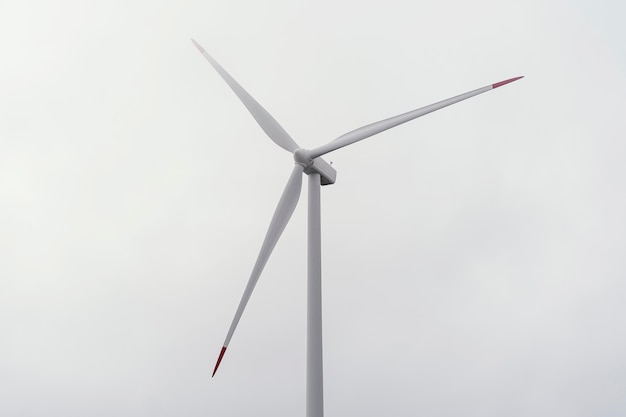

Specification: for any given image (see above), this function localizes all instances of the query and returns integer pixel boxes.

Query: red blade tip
[212,346,227,377]
[492,76,524,89]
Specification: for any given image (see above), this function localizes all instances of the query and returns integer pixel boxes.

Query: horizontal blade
[212,164,305,377]
[192,39,300,153]
[309,76,524,159]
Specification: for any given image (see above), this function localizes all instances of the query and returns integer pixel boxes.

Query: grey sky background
[1,0,625,415]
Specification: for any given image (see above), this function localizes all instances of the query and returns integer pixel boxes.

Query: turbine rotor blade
[192,39,300,153]
[309,76,524,159]
[212,164,305,377]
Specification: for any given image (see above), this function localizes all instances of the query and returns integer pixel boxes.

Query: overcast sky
[1,0,626,416]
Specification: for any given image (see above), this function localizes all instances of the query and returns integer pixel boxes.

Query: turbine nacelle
[294,148,337,186]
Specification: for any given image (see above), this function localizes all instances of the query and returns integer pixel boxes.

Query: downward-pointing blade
[212,164,305,377]
[309,76,524,158]
[191,39,300,153]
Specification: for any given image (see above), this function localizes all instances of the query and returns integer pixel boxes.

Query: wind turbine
[192,39,522,417]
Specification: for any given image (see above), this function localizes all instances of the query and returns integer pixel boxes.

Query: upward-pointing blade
[212,164,305,377]
[191,39,300,153]
[309,76,524,159]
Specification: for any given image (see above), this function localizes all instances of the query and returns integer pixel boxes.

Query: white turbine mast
[192,39,522,417]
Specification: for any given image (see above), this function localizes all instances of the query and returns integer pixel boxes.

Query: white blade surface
[192,39,300,153]
[309,76,523,158]
[212,164,305,376]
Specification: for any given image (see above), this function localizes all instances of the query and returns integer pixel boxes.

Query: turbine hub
[293,148,337,185]
[293,148,314,168]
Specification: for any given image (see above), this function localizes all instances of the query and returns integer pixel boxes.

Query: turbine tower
[192,39,522,417]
